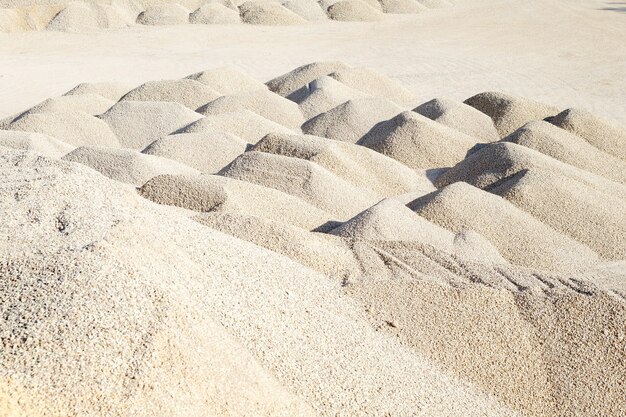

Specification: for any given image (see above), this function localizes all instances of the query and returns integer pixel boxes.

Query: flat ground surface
[0,0,624,122]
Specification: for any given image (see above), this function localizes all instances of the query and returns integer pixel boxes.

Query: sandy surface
[0,0,625,122]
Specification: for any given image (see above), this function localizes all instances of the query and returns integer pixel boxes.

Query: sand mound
[195,211,359,278]
[47,2,133,32]
[46,2,102,32]
[16,93,114,117]
[140,173,333,229]
[1,149,519,416]
[329,67,416,107]
[63,145,200,186]
[253,132,435,196]
[0,130,74,158]
[186,66,267,95]
[464,91,559,137]
[190,2,241,23]
[296,75,366,119]
[547,108,626,161]
[437,142,626,198]
[490,168,626,261]
[302,97,403,143]
[136,3,190,25]
[504,121,626,184]
[348,272,625,417]
[359,111,477,169]
[414,97,500,141]
[142,131,249,173]
[266,61,350,99]
[238,1,307,25]
[329,197,453,245]
[99,100,203,149]
[0,8,25,32]
[179,109,294,143]
[410,181,598,272]
[63,81,133,101]
[281,0,327,21]
[328,198,506,264]
[120,78,221,110]
[327,0,384,21]
[379,0,426,14]
[220,151,380,219]
[438,142,626,260]
[6,110,120,148]
[197,90,305,129]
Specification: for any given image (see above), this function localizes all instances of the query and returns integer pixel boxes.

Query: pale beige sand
[302,97,403,143]
[220,150,381,219]
[281,0,327,21]
[0,2,625,416]
[239,1,307,25]
[503,120,626,184]
[62,145,200,185]
[414,97,500,142]
[143,131,249,173]
[136,3,191,26]
[179,109,294,142]
[252,132,435,196]
[99,100,203,149]
[464,91,559,137]
[140,173,334,229]
[410,182,599,272]
[327,0,384,22]
[359,110,477,169]
[0,130,74,158]
[119,78,222,109]
[197,89,305,129]
[190,3,241,24]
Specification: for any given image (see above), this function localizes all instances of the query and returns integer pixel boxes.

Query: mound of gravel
[252,132,435,196]
[296,75,366,119]
[438,142,626,260]
[409,182,598,272]
[136,3,190,25]
[329,197,453,245]
[0,8,26,32]
[142,131,249,173]
[99,100,203,149]
[195,211,359,278]
[140,173,333,229]
[120,78,221,110]
[359,111,477,169]
[16,93,114,118]
[63,145,200,186]
[504,121,626,184]
[63,81,134,101]
[266,61,350,99]
[302,97,403,143]
[492,168,626,261]
[186,66,268,95]
[327,0,384,21]
[414,97,500,141]
[0,130,74,158]
[190,2,241,23]
[329,67,416,106]
[7,110,120,147]
[220,151,381,219]
[464,91,558,137]
[436,142,626,201]
[179,109,294,143]
[238,1,307,25]
[2,149,519,416]
[197,90,305,129]
[46,2,130,32]
[547,108,626,161]
[281,0,327,21]
[379,0,426,14]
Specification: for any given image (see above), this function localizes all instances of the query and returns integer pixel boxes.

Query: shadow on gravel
[600,1,626,12]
